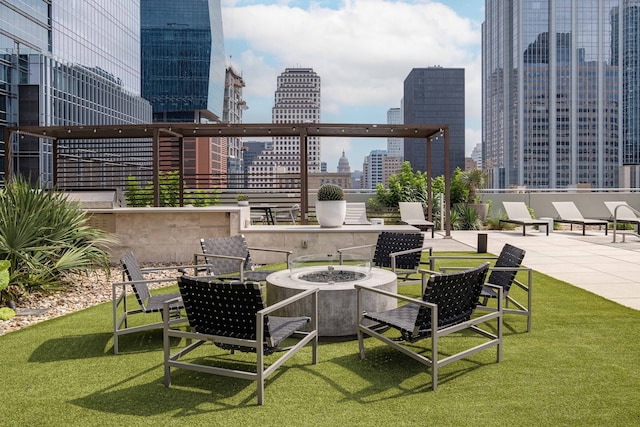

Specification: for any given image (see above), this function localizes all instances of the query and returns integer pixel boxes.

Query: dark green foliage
[0,177,116,302]
[375,162,428,207]
[125,171,219,207]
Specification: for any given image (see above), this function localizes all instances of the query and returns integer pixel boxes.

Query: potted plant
[236,194,249,206]
[461,168,489,221]
[315,184,346,227]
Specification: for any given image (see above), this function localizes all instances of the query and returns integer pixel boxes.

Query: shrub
[0,177,116,303]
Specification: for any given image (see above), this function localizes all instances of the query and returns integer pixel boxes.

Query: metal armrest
[260,287,318,315]
[429,254,497,270]
[389,245,433,272]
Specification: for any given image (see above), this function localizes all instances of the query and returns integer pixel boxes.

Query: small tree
[461,168,488,204]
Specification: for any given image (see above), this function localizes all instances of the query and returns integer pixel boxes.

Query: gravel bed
[0,265,178,335]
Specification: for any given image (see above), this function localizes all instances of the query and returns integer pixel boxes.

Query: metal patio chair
[195,234,292,283]
[398,202,435,237]
[112,250,209,354]
[356,262,502,390]
[163,276,318,405]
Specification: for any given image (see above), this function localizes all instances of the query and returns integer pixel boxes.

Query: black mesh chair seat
[339,231,430,282]
[196,235,291,283]
[178,278,309,354]
[357,262,504,390]
[164,276,318,405]
[428,243,532,332]
[144,293,183,313]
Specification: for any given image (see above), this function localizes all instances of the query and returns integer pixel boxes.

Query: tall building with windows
[483,0,640,189]
[248,68,321,188]
[1,0,152,186]
[387,107,404,158]
[141,0,228,188]
[141,0,225,122]
[224,66,248,188]
[403,67,465,178]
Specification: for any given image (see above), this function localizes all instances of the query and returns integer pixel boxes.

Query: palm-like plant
[461,168,488,204]
[0,177,116,303]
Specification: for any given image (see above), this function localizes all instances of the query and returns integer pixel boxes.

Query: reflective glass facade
[1,0,152,185]
[403,67,465,178]
[141,0,226,122]
[482,0,638,189]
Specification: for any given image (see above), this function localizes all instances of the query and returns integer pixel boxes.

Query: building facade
[1,0,152,186]
[141,0,225,122]
[483,0,640,189]
[224,66,247,188]
[141,0,228,187]
[247,68,321,188]
[403,67,465,178]
[387,107,404,158]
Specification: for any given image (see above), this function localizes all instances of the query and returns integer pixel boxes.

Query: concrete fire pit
[266,258,397,339]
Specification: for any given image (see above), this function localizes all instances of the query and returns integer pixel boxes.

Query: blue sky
[221,0,484,172]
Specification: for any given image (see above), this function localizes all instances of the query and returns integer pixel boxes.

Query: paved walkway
[427,228,640,310]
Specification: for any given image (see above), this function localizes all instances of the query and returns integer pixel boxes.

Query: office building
[362,149,387,189]
[224,66,248,188]
[1,1,152,186]
[470,143,482,169]
[483,0,640,189]
[141,0,228,187]
[403,67,465,178]
[248,68,321,188]
[141,0,225,122]
[387,107,404,158]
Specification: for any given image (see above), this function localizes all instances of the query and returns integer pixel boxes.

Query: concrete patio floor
[427,227,640,311]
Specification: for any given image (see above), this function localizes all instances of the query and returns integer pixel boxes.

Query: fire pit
[266,253,397,339]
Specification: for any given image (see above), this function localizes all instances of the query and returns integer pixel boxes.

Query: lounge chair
[344,202,370,225]
[604,201,640,234]
[195,235,291,283]
[164,277,318,405]
[499,201,549,236]
[356,262,502,390]
[274,204,300,224]
[552,201,608,235]
[398,202,435,237]
[112,250,209,354]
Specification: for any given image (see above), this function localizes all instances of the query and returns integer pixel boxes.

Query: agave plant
[0,177,117,302]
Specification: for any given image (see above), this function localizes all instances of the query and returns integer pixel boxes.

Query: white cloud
[222,0,482,169]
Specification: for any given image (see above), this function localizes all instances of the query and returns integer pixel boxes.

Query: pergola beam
[6,122,451,237]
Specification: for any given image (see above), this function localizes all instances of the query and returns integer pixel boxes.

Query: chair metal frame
[356,263,502,390]
[337,231,432,283]
[194,235,292,282]
[163,278,318,405]
[398,202,435,238]
[429,243,532,332]
[499,201,549,236]
[112,250,210,354]
[551,201,608,236]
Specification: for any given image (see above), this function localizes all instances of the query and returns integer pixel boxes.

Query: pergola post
[152,128,160,207]
[443,128,451,238]
[300,131,309,225]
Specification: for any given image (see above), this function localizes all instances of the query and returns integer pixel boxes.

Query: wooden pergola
[5,122,451,236]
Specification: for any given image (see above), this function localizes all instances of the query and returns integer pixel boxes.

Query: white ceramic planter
[315,200,346,228]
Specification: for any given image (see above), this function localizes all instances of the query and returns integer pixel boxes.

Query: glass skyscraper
[0,0,152,185]
[483,0,640,189]
[141,0,226,122]
[403,67,465,178]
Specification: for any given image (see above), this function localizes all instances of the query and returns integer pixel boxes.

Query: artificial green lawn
[1,253,639,426]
